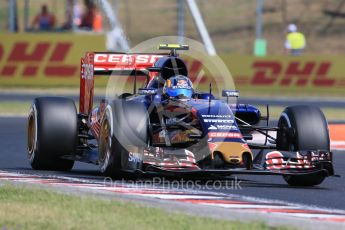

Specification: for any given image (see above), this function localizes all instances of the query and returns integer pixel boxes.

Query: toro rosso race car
[27,44,334,186]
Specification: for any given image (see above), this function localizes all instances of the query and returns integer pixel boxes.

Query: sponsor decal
[208,125,218,130]
[94,54,163,65]
[249,61,336,86]
[180,59,343,89]
[222,90,239,97]
[265,151,285,170]
[204,119,234,123]
[222,58,345,89]
[166,118,178,125]
[208,132,242,138]
[138,88,157,95]
[208,125,237,130]
[128,152,142,163]
[265,151,314,170]
[172,85,192,89]
[0,41,77,77]
[217,125,237,130]
[174,78,191,89]
[81,63,94,80]
[0,34,105,86]
[201,115,232,118]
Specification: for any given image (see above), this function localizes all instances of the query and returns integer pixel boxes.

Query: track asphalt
[1,117,344,210]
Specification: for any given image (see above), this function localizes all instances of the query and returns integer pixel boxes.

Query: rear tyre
[99,100,148,178]
[27,97,76,171]
[276,105,329,186]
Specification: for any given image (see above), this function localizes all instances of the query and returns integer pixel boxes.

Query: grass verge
[0,184,288,230]
[257,106,345,121]
[0,101,31,116]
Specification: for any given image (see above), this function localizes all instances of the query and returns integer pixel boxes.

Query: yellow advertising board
[221,55,345,96]
[0,33,106,87]
[0,34,344,96]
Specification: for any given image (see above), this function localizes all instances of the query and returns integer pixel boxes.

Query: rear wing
[79,52,166,114]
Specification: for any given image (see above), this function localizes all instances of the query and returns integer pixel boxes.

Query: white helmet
[287,24,297,33]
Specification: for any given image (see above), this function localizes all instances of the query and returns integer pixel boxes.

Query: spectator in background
[31,5,56,31]
[285,24,306,56]
[79,0,95,30]
[92,8,103,32]
[79,0,103,32]
[73,4,83,27]
[61,1,82,30]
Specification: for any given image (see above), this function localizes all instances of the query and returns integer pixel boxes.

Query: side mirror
[138,88,158,96]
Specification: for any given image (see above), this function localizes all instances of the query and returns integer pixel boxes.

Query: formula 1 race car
[27,44,334,186]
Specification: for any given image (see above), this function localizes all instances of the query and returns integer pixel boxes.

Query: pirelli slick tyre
[27,97,76,171]
[98,100,148,178]
[276,105,329,186]
[276,105,330,152]
[282,173,326,187]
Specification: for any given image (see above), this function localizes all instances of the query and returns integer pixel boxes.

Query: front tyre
[98,100,148,178]
[276,105,329,186]
[283,174,325,187]
[98,115,121,177]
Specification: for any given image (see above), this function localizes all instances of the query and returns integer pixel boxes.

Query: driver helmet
[163,75,193,99]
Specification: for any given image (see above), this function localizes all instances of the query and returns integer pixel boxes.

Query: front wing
[139,150,334,178]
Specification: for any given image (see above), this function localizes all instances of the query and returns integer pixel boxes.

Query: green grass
[0,101,31,116]
[257,106,345,121]
[0,184,288,230]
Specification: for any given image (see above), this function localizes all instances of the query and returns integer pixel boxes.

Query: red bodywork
[79,52,165,114]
